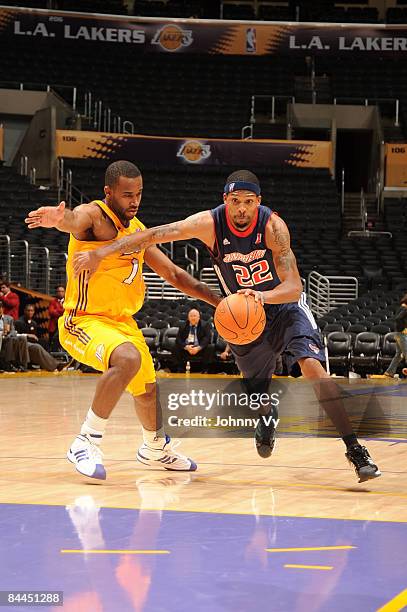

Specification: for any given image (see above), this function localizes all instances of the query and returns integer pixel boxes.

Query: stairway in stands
[342,192,387,234]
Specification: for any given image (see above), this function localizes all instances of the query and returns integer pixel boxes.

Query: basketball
[214,293,266,345]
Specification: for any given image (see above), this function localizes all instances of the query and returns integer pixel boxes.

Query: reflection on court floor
[1,486,407,612]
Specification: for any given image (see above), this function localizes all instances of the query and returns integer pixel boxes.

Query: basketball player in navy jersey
[73,170,381,483]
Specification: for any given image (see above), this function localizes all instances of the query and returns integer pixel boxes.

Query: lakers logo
[95,343,105,363]
[177,140,211,163]
[151,24,193,52]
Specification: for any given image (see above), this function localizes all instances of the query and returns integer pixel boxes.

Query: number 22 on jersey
[232,260,273,287]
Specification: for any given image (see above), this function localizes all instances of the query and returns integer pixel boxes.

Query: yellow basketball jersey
[64,200,146,320]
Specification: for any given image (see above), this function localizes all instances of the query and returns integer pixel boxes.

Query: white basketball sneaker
[67,434,106,480]
[136,435,197,472]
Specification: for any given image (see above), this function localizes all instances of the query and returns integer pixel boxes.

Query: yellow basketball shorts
[59,313,156,396]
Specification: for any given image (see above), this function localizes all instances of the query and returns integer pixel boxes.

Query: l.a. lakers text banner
[385,144,407,187]
[2,6,407,55]
[56,130,333,169]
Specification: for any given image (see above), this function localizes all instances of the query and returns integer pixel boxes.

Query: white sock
[142,426,166,448]
[80,408,108,446]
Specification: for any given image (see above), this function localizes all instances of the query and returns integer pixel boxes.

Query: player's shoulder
[75,200,104,220]
[265,211,290,247]
[130,216,146,231]
[266,210,288,232]
[210,203,226,215]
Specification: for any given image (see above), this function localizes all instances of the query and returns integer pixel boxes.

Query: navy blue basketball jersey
[208,204,284,317]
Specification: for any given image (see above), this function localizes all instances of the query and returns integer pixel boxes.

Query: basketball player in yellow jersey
[25,160,221,480]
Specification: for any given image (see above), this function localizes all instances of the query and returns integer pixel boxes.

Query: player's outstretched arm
[144,246,221,308]
[73,211,214,277]
[25,201,94,234]
[239,215,302,305]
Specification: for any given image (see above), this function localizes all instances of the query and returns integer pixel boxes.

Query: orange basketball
[214,293,266,345]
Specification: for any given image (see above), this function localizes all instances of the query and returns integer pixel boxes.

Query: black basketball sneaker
[345,444,381,483]
[255,412,277,458]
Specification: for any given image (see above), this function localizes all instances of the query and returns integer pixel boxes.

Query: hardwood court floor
[0,373,405,521]
[0,373,406,611]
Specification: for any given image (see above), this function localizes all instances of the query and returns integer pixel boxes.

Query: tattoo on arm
[276,250,294,272]
[273,228,293,272]
[111,222,184,255]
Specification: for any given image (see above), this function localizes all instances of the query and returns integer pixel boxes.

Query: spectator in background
[15,304,40,343]
[15,303,66,372]
[0,300,28,372]
[173,308,215,372]
[219,342,232,362]
[0,300,11,372]
[0,281,19,320]
[384,293,407,378]
[48,286,65,349]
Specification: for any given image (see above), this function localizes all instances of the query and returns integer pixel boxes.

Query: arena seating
[57,0,128,13]
[386,7,407,23]
[318,284,407,375]
[4,155,405,294]
[132,0,206,17]
[60,158,407,289]
[0,1,50,7]
[137,298,234,371]
[0,36,300,138]
[1,14,406,139]
[0,164,68,253]
[0,0,128,11]
[0,154,406,297]
[134,285,407,375]
[62,158,340,229]
[385,197,407,234]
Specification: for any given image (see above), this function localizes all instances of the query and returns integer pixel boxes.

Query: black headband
[224,180,261,196]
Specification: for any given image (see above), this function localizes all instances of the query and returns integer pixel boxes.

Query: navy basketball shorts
[229,297,325,379]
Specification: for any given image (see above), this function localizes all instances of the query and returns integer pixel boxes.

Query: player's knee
[110,343,141,378]
[142,383,156,398]
[133,383,157,407]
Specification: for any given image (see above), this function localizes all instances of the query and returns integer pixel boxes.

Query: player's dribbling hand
[237,289,265,305]
[25,201,66,229]
[73,249,102,279]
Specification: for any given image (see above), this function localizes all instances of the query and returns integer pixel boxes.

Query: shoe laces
[144,436,181,454]
[164,437,181,452]
[348,444,372,468]
[82,435,104,463]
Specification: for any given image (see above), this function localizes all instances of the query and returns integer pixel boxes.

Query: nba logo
[246,27,256,53]
[255,233,262,244]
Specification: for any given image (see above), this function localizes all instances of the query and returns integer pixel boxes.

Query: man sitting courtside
[0,300,28,371]
[15,303,66,372]
[172,308,215,372]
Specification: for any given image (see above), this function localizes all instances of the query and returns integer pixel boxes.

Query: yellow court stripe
[60,549,170,555]
[377,589,407,612]
[267,546,356,553]
[284,564,333,571]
